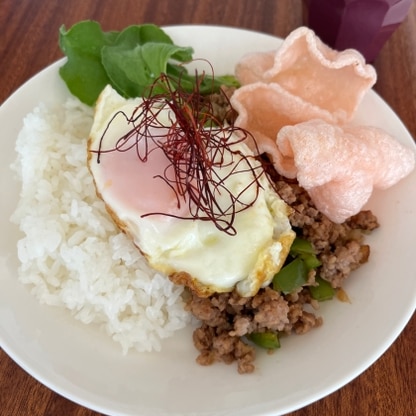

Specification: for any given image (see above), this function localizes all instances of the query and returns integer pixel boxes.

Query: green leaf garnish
[58,21,239,105]
[59,21,118,106]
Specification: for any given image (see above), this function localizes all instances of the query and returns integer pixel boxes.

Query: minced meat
[186,169,379,374]
[273,175,379,288]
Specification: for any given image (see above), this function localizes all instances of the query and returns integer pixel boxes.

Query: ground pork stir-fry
[274,175,379,287]
[186,166,379,374]
[182,91,380,373]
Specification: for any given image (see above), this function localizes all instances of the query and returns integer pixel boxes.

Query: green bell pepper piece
[248,332,280,349]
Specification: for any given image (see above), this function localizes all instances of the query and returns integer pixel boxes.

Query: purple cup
[303,0,413,61]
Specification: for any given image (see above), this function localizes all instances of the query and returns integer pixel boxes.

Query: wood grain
[1,1,415,415]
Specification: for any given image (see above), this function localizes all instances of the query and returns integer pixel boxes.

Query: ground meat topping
[273,175,378,288]
[186,161,379,374]
[187,285,322,373]
[209,86,237,124]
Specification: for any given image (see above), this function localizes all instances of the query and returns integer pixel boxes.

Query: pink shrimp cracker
[230,81,338,158]
[274,119,415,223]
[235,26,377,124]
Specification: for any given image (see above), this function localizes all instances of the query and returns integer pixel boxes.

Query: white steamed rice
[10,97,191,353]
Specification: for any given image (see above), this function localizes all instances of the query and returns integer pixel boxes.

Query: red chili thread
[94,70,267,235]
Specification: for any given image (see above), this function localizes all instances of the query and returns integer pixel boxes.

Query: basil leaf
[59,21,118,106]
[113,24,173,47]
[58,21,239,106]
[102,42,194,97]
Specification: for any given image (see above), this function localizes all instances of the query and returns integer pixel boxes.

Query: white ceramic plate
[1,25,415,416]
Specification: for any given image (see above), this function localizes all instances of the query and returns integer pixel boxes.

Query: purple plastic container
[303,0,413,61]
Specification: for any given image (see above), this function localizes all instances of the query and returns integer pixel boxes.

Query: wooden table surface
[1,1,415,415]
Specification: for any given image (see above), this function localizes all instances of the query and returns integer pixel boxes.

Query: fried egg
[88,85,295,297]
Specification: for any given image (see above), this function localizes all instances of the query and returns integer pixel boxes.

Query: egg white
[88,85,295,297]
